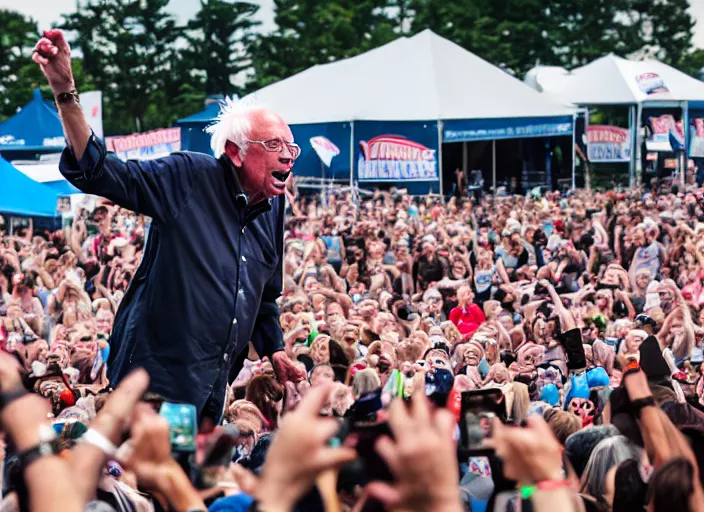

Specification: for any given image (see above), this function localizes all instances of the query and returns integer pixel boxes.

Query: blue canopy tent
[177,31,574,195]
[11,158,81,196]
[0,155,59,218]
[0,89,65,159]
[177,102,222,158]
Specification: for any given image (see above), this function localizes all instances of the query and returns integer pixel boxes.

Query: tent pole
[492,140,497,194]
[628,105,636,189]
[571,113,577,190]
[584,107,591,191]
[635,103,643,188]
[437,120,444,200]
[682,100,689,187]
[349,121,355,201]
[462,141,468,190]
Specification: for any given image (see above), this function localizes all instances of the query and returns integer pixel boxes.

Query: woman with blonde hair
[352,368,381,399]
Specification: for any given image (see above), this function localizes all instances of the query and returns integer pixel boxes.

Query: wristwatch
[17,425,61,472]
[55,89,80,106]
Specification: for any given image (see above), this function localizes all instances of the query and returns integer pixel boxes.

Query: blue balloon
[586,367,610,388]
[540,384,560,406]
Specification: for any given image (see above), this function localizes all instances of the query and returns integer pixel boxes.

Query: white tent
[243,29,576,192]
[244,29,575,124]
[526,54,704,186]
[526,54,704,106]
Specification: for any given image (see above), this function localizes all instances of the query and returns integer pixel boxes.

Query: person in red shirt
[449,285,486,336]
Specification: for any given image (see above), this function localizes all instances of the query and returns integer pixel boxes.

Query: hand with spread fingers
[366,395,462,512]
[255,383,356,512]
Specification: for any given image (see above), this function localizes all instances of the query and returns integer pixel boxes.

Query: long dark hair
[245,374,284,430]
[648,458,695,512]
[612,459,647,512]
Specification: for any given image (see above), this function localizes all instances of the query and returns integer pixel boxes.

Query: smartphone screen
[351,421,394,482]
[159,402,198,452]
[458,389,506,457]
[556,327,587,370]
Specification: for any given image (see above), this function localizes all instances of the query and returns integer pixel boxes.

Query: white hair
[205,95,267,158]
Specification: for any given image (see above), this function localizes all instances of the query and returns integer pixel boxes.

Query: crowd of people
[1,181,704,512]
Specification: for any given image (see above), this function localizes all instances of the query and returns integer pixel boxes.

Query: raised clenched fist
[32,29,75,94]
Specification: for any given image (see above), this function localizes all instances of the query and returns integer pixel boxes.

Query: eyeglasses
[246,138,301,160]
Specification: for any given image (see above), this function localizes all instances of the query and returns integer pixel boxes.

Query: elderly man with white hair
[34,29,305,421]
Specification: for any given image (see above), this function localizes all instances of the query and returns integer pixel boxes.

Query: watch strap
[17,439,60,472]
[0,387,28,412]
[631,396,656,419]
[55,89,80,106]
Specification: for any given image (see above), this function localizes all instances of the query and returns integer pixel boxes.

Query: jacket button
[232,318,238,325]
[241,227,246,234]
[241,255,246,262]
[223,353,229,362]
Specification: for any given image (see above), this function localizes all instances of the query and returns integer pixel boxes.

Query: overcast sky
[3,0,704,55]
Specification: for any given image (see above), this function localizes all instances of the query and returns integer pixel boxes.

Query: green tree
[622,0,694,68]
[408,0,553,76]
[248,0,398,90]
[60,0,191,135]
[183,0,260,97]
[546,0,642,68]
[0,9,39,121]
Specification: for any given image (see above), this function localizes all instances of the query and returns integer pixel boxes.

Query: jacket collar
[220,154,249,209]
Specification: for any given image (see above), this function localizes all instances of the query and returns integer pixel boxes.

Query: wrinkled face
[227,110,296,201]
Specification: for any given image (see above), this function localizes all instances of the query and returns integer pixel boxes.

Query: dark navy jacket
[59,134,285,415]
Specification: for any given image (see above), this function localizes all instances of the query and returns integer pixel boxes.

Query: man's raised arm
[33,30,91,160]
[33,30,197,223]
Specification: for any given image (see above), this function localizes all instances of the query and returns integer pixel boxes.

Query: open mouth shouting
[272,170,291,191]
[272,170,291,183]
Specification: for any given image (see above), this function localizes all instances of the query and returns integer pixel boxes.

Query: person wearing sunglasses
[35,29,306,423]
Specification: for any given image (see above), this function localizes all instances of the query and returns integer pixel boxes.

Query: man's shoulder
[167,150,220,170]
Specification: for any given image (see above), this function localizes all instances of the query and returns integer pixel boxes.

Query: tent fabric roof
[0,155,58,217]
[236,30,573,125]
[12,161,81,195]
[177,102,222,124]
[531,54,704,106]
[0,89,64,151]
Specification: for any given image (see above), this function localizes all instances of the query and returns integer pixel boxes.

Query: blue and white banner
[358,135,437,181]
[443,116,573,143]
[586,125,631,162]
[354,121,440,187]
